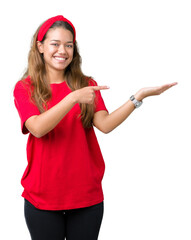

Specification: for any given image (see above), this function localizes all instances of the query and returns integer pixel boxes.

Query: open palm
[137,82,178,99]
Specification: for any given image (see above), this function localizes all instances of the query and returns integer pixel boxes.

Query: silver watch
[130,95,143,108]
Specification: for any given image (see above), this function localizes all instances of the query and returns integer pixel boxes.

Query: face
[37,27,74,73]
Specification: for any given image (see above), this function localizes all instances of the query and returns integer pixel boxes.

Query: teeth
[54,57,66,60]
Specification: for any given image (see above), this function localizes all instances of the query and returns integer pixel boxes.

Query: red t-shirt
[13,76,108,210]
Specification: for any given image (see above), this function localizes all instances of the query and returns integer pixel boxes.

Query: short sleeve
[13,80,40,134]
[88,79,108,113]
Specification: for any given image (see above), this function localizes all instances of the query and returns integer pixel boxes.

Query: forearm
[93,82,177,134]
[26,85,109,138]
[101,100,136,133]
[26,92,76,138]
[93,92,144,133]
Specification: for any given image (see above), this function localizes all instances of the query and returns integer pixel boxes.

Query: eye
[51,43,59,47]
[66,44,73,48]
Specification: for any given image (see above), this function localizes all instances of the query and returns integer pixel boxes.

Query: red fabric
[13,76,108,210]
[37,15,76,42]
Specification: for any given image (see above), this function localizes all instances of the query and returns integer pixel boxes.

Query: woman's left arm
[93,82,178,134]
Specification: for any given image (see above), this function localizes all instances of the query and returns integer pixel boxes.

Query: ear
[37,41,44,53]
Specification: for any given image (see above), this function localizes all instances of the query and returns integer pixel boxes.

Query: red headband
[37,15,76,42]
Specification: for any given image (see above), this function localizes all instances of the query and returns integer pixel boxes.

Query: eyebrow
[50,40,73,43]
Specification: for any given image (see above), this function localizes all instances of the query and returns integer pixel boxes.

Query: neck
[46,67,65,84]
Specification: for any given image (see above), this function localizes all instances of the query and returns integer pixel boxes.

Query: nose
[58,45,66,54]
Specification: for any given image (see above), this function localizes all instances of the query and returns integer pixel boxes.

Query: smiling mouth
[54,56,67,62]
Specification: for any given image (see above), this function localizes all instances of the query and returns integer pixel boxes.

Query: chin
[53,64,69,71]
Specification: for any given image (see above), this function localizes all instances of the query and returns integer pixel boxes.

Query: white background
[0,0,190,239]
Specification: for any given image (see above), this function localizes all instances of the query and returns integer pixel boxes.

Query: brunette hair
[20,20,95,128]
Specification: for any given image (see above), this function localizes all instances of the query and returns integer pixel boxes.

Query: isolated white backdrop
[0,0,190,239]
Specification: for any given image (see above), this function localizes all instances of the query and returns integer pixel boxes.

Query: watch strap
[130,95,143,108]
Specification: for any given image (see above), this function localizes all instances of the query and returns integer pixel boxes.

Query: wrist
[68,91,78,105]
[130,95,143,108]
[134,90,144,101]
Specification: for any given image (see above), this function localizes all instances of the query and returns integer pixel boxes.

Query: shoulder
[14,75,32,89]
[87,78,98,87]
[13,76,32,97]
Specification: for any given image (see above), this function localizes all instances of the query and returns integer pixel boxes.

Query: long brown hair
[20,20,95,128]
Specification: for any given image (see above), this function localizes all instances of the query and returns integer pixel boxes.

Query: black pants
[24,199,104,240]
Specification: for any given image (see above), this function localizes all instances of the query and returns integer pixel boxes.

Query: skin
[37,27,74,83]
[26,27,178,137]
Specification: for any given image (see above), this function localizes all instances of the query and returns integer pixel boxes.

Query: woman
[13,15,177,240]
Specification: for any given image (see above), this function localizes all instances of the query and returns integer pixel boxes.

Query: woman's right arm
[25,85,108,138]
[25,92,76,138]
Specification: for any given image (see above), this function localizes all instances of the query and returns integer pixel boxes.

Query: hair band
[37,15,76,43]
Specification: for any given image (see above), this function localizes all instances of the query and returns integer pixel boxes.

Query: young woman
[13,15,177,240]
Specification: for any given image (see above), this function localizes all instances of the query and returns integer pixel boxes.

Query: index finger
[92,85,110,91]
